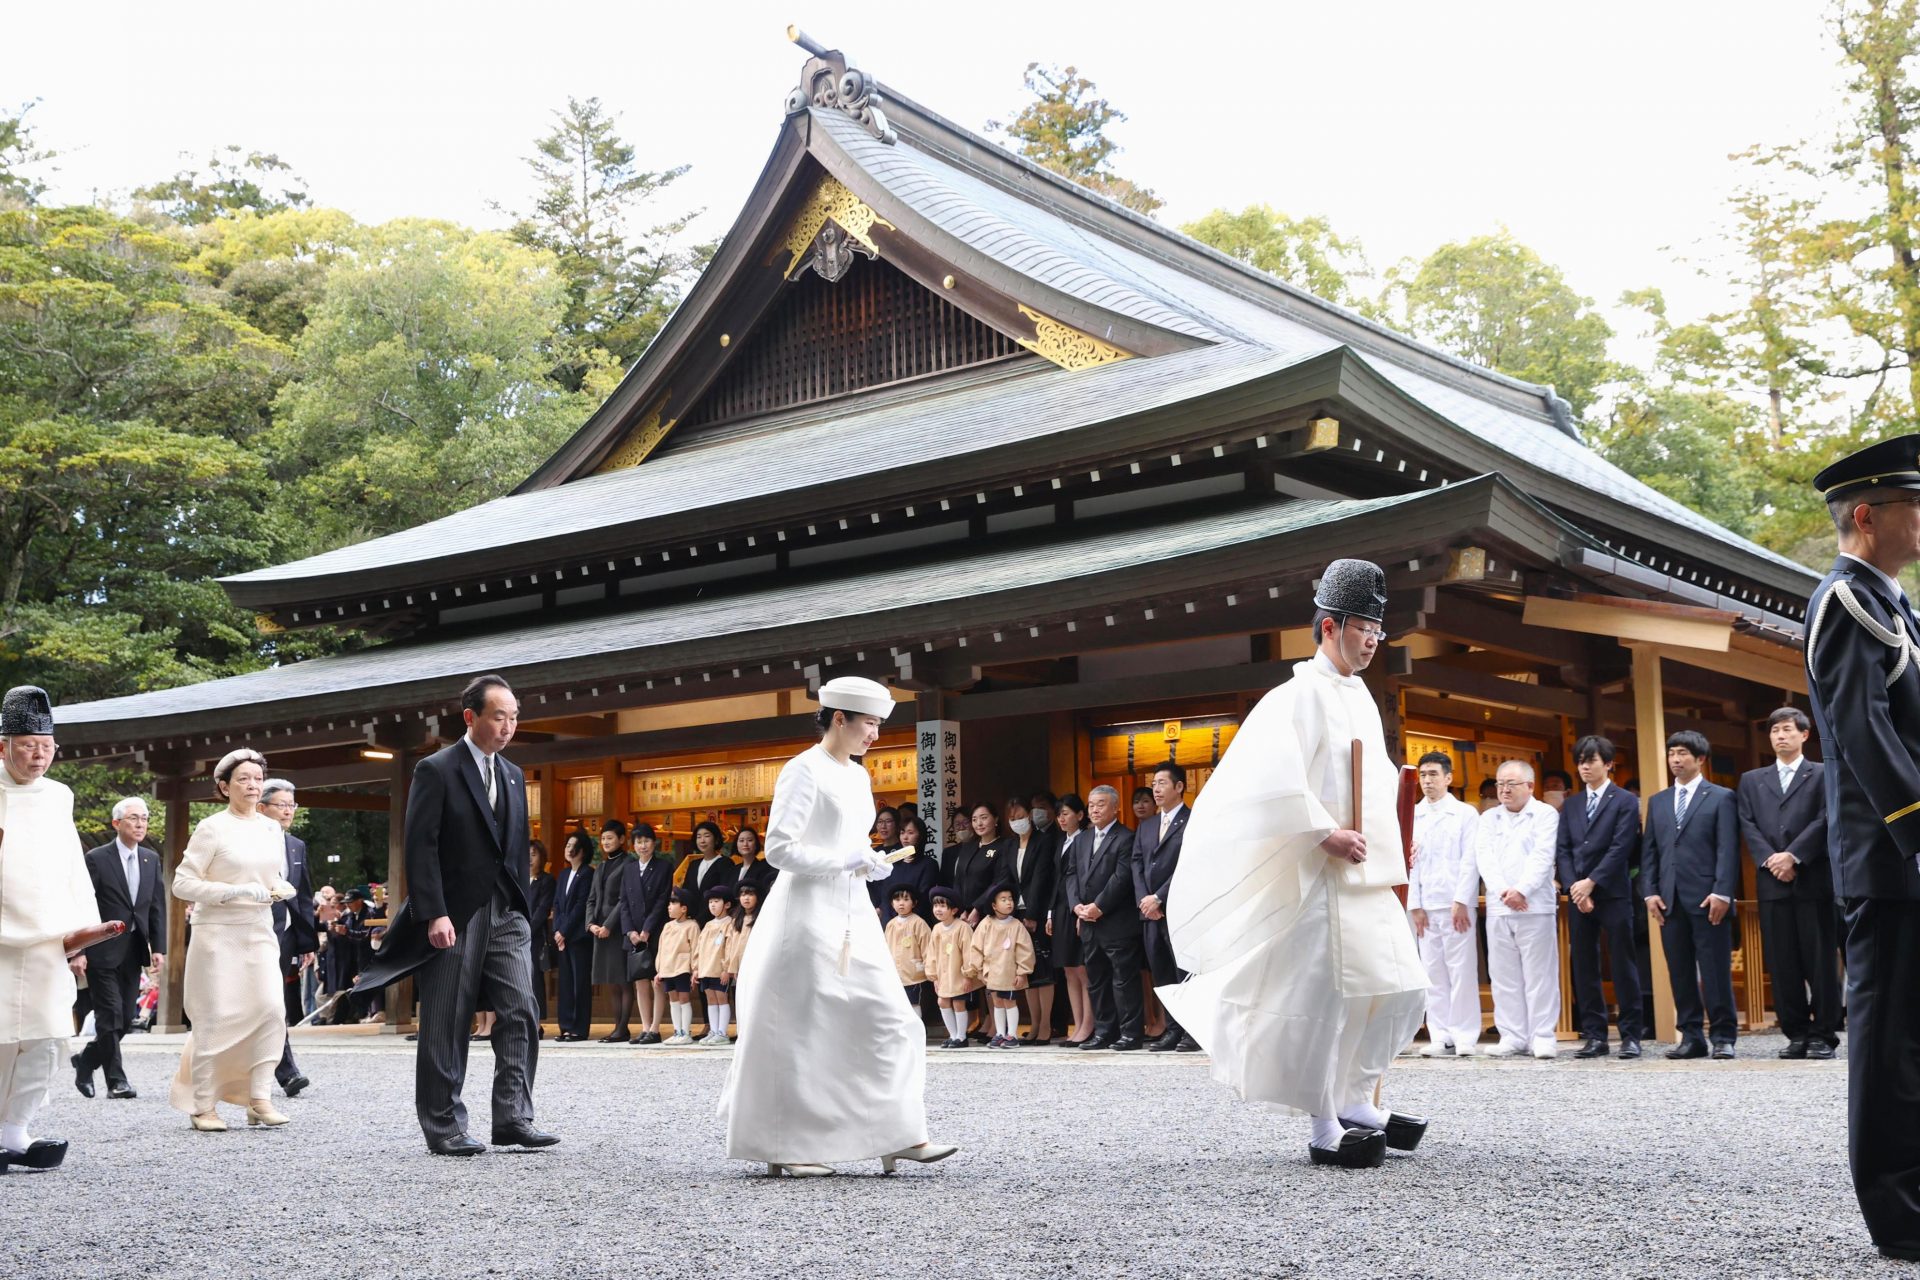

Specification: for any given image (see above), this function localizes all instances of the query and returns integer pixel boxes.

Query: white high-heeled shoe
[768,1162,834,1177]
[880,1142,958,1173]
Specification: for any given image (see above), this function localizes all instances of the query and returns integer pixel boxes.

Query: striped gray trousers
[413,884,539,1144]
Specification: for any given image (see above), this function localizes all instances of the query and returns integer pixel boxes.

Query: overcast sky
[5,0,1850,348]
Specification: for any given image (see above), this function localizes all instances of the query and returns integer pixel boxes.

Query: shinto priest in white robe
[0,761,102,1149]
[1160,651,1426,1118]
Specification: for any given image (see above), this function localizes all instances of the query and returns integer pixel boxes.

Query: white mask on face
[1010,818,1032,836]
[1032,811,1053,829]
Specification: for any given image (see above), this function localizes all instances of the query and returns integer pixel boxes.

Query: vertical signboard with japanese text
[916,719,960,866]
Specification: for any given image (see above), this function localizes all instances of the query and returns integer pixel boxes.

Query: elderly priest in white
[1454,760,1561,1058]
[1161,560,1429,1169]
[719,676,957,1177]
[0,686,110,1174]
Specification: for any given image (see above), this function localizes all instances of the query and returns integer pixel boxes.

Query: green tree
[1389,229,1615,415]
[988,63,1163,216]
[1181,204,1379,316]
[0,101,55,205]
[269,219,598,553]
[505,97,700,391]
[133,145,310,225]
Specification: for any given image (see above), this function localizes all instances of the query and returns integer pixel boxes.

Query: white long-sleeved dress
[719,744,927,1165]
[170,809,289,1113]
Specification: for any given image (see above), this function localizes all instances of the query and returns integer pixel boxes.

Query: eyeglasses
[1494,780,1530,789]
[1344,621,1388,641]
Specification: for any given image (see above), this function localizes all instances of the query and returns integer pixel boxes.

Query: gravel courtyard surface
[6,1029,1876,1279]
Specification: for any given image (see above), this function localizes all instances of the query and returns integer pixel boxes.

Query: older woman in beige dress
[171,749,295,1131]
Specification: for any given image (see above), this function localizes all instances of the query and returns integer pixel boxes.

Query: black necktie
[488,756,506,827]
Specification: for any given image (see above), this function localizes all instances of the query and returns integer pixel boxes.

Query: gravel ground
[3,1029,1882,1279]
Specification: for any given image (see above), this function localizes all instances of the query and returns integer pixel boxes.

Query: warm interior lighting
[360,748,396,761]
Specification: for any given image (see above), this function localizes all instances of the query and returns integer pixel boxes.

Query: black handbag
[625,942,654,982]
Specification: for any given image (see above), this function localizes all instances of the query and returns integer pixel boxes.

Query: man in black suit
[1555,735,1645,1059]
[1069,784,1143,1051]
[1803,436,1920,1260]
[1642,729,1741,1060]
[354,674,556,1157]
[73,797,165,1100]
[261,779,316,1095]
[550,834,594,1041]
[1134,761,1197,1053]
[1738,707,1838,1060]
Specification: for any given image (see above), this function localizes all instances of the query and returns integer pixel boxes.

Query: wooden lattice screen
[682,255,1024,427]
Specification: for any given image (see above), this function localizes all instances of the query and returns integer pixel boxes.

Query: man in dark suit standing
[262,779,316,1096]
[525,841,556,1029]
[1555,735,1645,1059]
[73,797,165,1100]
[354,673,556,1157]
[1803,436,1920,1260]
[1642,729,1741,1060]
[1134,762,1197,1053]
[550,835,594,1041]
[1069,784,1143,1051]
[1738,707,1838,1060]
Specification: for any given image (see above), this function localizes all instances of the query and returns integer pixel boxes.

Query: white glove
[862,857,893,883]
[844,848,884,876]
[268,879,298,903]
[222,883,271,905]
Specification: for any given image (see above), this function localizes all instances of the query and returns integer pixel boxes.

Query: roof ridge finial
[784,25,896,144]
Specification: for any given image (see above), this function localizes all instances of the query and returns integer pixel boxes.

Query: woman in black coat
[551,831,597,1041]
[1005,796,1058,1043]
[1048,793,1093,1044]
[619,822,673,1045]
[525,839,557,1026]
[735,826,778,898]
[872,811,939,924]
[586,819,634,1042]
[945,801,1015,926]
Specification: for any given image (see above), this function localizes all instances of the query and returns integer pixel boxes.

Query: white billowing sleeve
[764,756,860,879]
[172,816,251,904]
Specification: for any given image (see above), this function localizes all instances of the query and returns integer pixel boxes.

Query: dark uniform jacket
[1737,759,1831,902]
[1554,783,1642,902]
[82,840,166,967]
[1806,556,1920,901]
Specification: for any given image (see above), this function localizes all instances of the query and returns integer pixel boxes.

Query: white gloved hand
[223,883,271,905]
[862,857,894,883]
[268,879,298,903]
[845,848,879,875]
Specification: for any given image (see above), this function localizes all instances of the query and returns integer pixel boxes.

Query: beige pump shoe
[189,1111,227,1132]
[880,1143,958,1173]
[246,1101,290,1127]
[768,1162,834,1177]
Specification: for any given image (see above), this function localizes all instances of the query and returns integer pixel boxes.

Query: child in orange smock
[924,887,980,1049]
[966,888,1036,1048]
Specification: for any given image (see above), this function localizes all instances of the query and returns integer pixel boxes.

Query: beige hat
[816,676,896,720]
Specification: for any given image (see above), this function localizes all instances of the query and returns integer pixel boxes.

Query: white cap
[816,676,896,720]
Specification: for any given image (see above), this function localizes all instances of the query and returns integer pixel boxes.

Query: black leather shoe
[1147,1029,1184,1052]
[1108,1036,1144,1052]
[1308,1127,1387,1169]
[1778,1038,1809,1059]
[1618,1040,1642,1059]
[1174,1036,1201,1052]
[1383,1112,1429,1151]
[1078,1035,1115,1052]
[1665,1038,1708,1060]
[490,1124,560,1149]
[1808,1041,1838,1060]
[1878,1242,1920,1262]
[106,1081,138,1100]
[633,1032,661,1046]
[1573,1039,1609,1059]
[1710,1041,1736,1060]
[598,1030,630,1044]
[20,1139,68,1170]
[281,1074,309,1098]
[427,1133,486,1157]
[70,1055,93,1099]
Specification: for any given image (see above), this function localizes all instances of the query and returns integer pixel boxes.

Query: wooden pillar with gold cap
[1629,642,1679,1042]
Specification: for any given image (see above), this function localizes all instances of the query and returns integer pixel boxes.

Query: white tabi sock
[1309,1116,1347,1150]
[0,1123,27,1152]
[1340,1099,1390,1130]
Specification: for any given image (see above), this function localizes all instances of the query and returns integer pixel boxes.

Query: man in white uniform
[1406,752,1481,1057]
[0,686,104,1173]
[1162,559,1429,1169]
[1455,760,1560,1058]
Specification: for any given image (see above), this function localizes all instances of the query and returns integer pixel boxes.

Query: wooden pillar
[1629,642,1678,1042]
[154,776,192,1034]
[1048,711,1078,798]
[382,750,414,1032]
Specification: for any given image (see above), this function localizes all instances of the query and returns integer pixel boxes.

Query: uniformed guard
[1803,434,1920,1261]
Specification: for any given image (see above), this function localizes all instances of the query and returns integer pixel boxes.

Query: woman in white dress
[171,749,296,1131]
[719,676,957,1177]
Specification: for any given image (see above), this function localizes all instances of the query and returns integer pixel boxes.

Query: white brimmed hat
[816,676,896,720]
